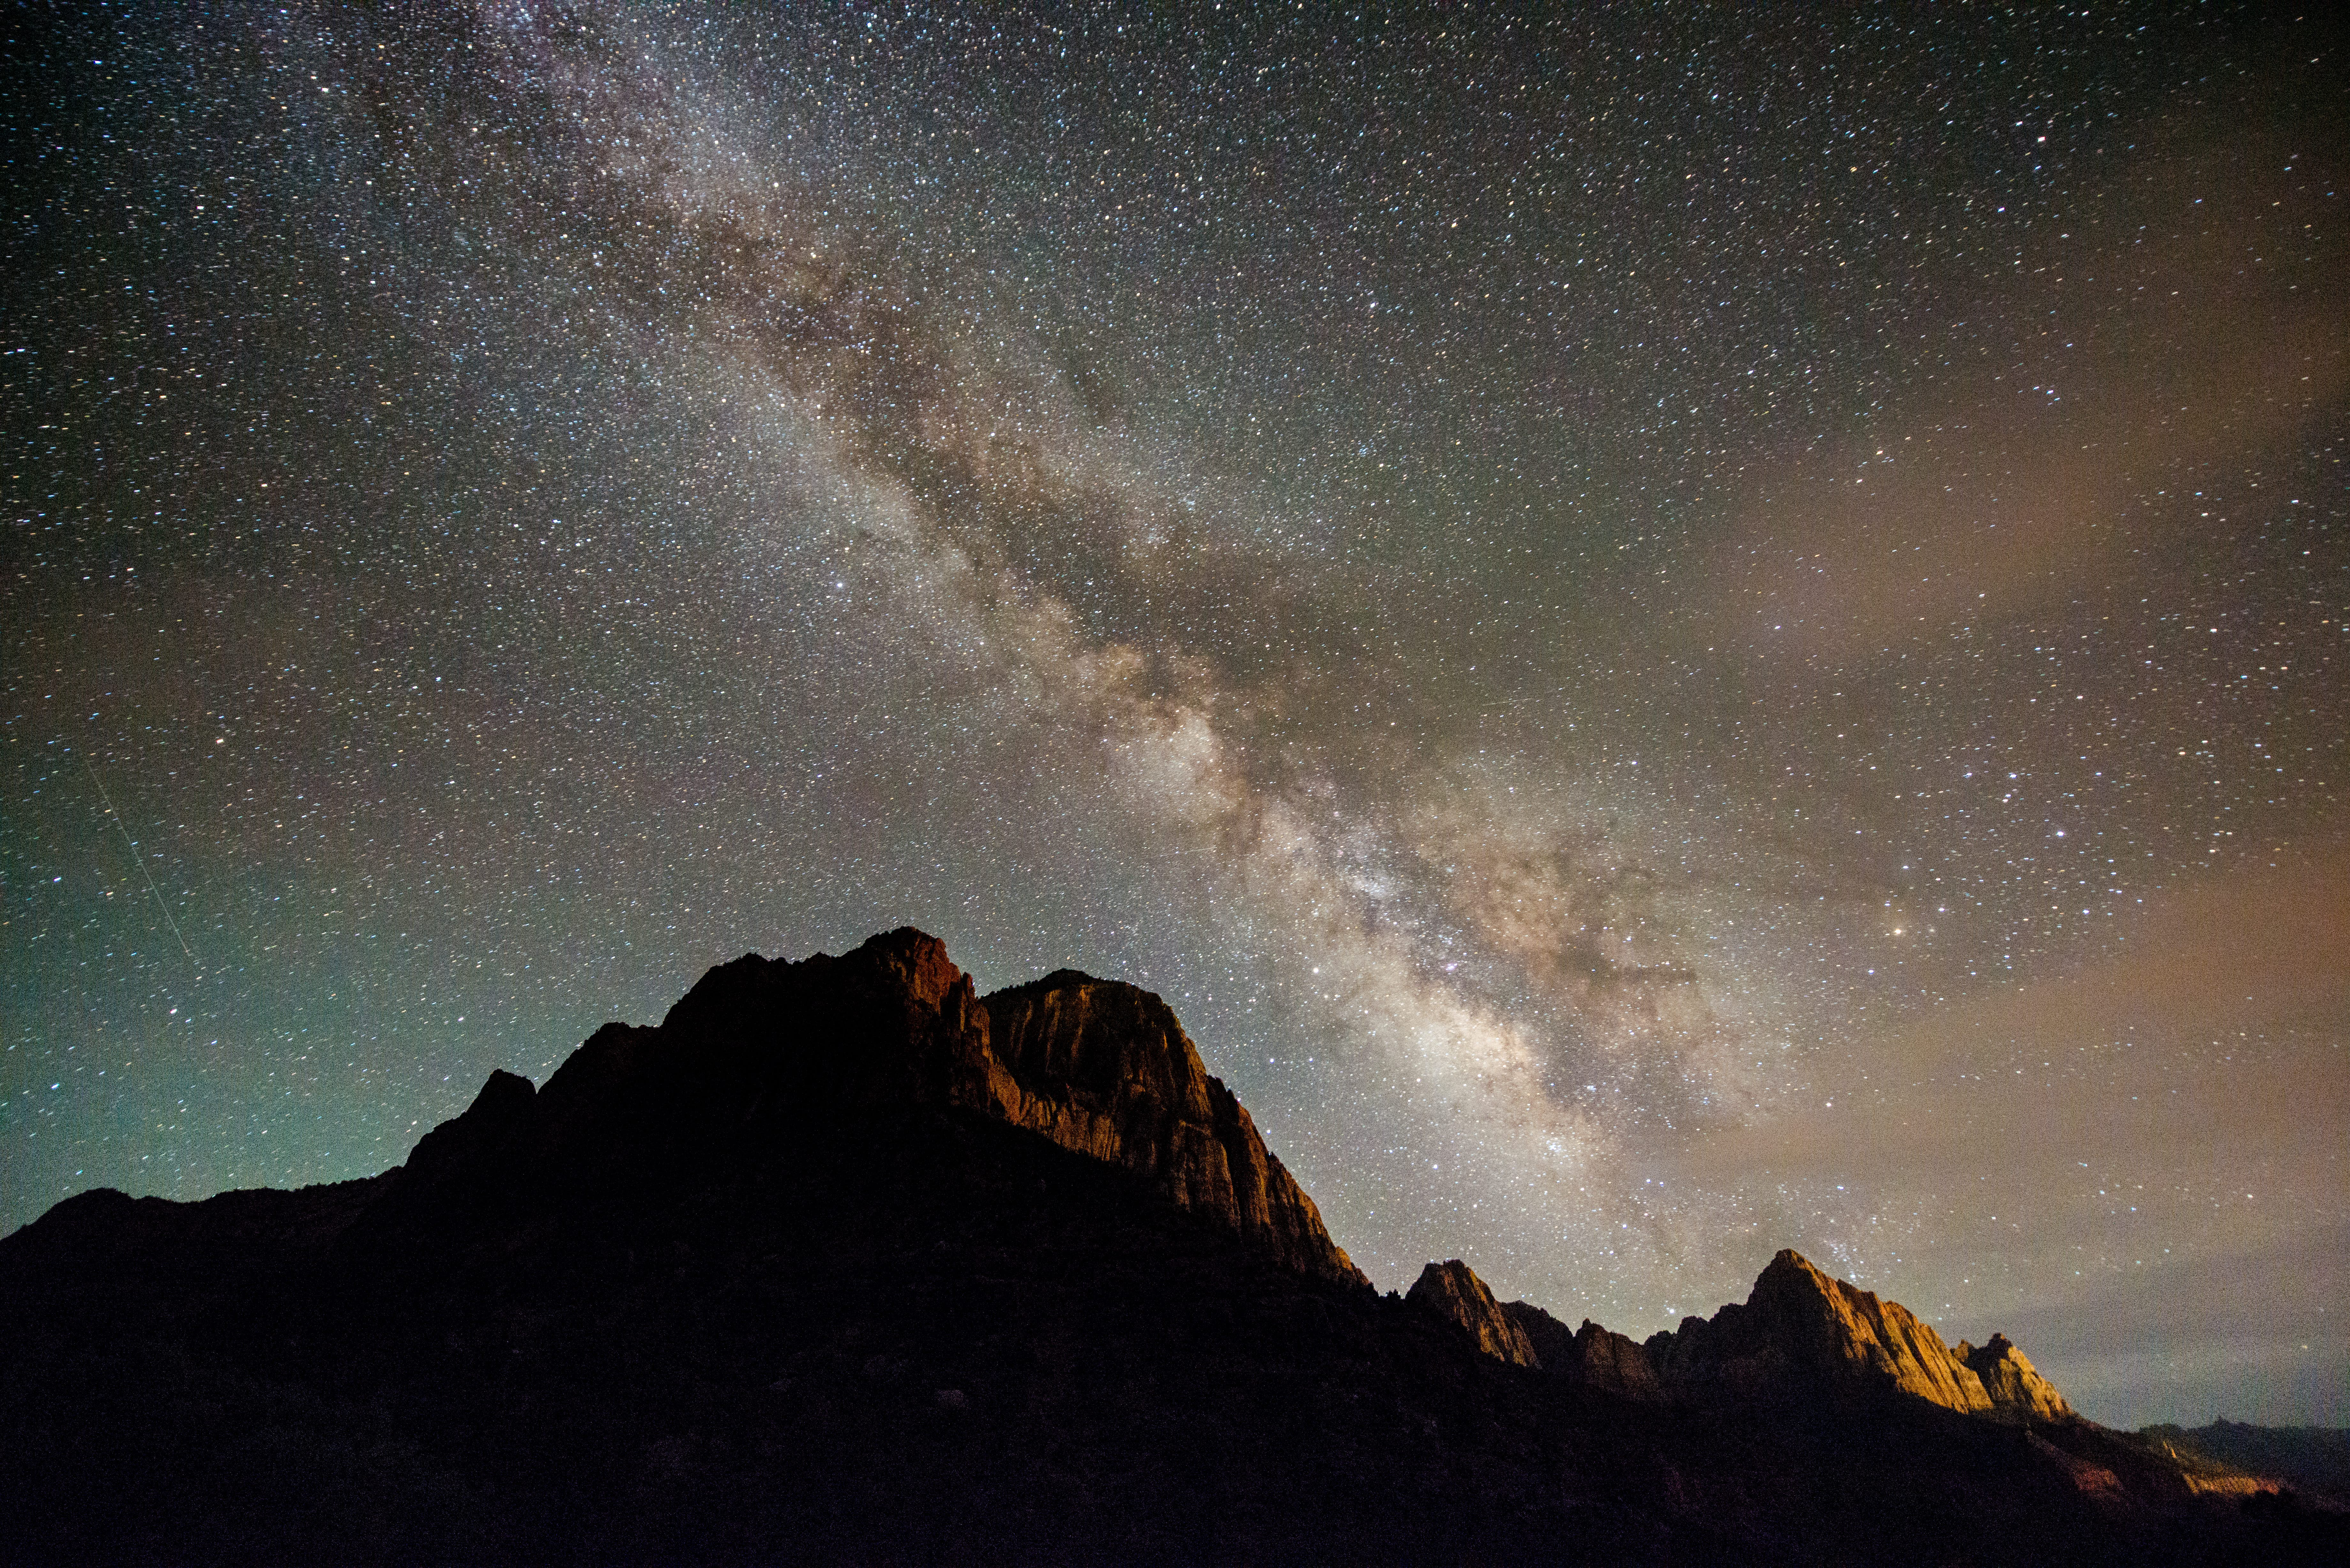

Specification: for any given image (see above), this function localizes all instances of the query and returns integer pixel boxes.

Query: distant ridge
[1412,1247,2075,1424]
[2140,1421,2350,1505]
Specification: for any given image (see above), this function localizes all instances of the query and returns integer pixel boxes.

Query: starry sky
[4,2,2344,1427]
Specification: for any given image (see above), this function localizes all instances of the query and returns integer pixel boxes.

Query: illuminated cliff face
[983,968,1364,1285]
[1962,1334,2076,1425]
[1433,1248,2084,1427]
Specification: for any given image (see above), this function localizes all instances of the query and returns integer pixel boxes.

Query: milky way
[4,3,2344,1425]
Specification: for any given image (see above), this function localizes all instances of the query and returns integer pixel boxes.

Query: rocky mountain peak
[370,929,1363,1286]
[400,1069,536,1190]
[1406,1260,1540,1367]
[980,970,1364,1286]
[1589,1248,2103,1424]
[1419,1249,2080,1426]
[1497,1300,1669,1402]
[1367,1248,2078,1430]
[1961,1332,2076,1423]
[1653,1247,1996,1413]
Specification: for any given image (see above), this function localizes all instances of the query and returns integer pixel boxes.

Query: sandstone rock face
[1510,1251,2081,1423]
[1500,1299,1574,1370]
[1960,1333,2075,1422]
[981,972,1364,1286]
[1572,1319,1667,1400]
[1501,1299,1666,1399]
[1649,1250,1995,1414]
[1408,1260,1540,1367]
[1398,1249,2072,1422]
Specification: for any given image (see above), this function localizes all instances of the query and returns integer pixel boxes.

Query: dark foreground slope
[2,930,2340,1565]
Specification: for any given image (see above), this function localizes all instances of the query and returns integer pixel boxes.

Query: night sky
[5,2,2344,1427]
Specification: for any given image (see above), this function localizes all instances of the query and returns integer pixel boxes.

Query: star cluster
[4,2,2343,1425]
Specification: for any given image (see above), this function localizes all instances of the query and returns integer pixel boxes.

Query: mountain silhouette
[3,928,2339,1564]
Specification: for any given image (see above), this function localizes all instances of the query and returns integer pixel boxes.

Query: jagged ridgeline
[1412,1248,2074,1426]
[3,929,2340,1565]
